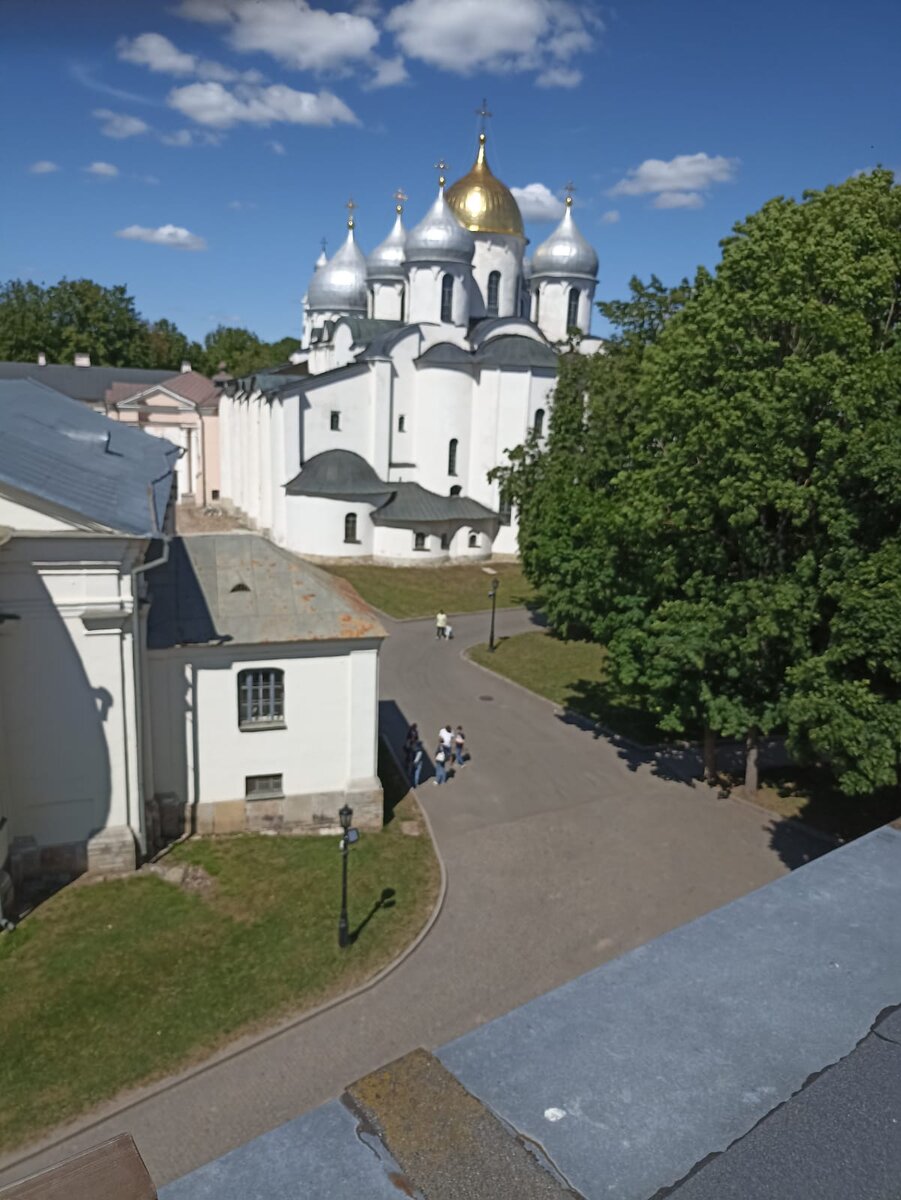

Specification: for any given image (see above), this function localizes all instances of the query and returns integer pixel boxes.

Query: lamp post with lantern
[337,804,358,948]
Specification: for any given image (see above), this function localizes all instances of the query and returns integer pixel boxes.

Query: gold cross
[434,158,448,187]
[345,196,357,228]
[393,187,408,213]
[475,98,492,132]
[563,180,576,207]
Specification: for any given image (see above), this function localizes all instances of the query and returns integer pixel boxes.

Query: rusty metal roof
[147,533,386,649]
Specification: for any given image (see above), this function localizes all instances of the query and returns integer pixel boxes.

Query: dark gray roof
[372,483,496,524]
[0,380,177,535]
[357,324,420,361]
[147,533,386,649]
[343,317,403,346]
[285,450,393,504]
[0,362,172,404]
[416,341,474,369]
[416,335,557,372]
[474,335,557,369]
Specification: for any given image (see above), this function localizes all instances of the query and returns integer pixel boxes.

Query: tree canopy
[500,169,901,794]
[0,278,299,376]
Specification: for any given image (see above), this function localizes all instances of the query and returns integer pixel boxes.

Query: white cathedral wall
[371,280,405,321]
[533,278,597,343]
[406,264,470,327]
[410,366,474,496]
[285,496,375,559]
[469,235,525,319]
[0,535,146,857]
[303,374,374,465]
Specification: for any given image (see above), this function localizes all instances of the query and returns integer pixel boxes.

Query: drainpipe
[128,483,173,858]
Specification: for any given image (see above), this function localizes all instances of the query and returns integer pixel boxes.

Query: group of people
[404,722,467,787]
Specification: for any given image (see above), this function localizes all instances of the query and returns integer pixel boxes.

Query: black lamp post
[337,804,358,948]
[488,576,500,652]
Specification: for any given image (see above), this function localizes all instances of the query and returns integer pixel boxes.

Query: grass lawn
[323,561,535,620]
[469,630,667,745]
[0,749,438,1152]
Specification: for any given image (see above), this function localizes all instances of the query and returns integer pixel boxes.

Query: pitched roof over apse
[415,341,475,370]
[342,317,404,347]
[285,449,394,505]
[372,483,496,525]
[147,533,386,649]
[0,362,173,403]
[474,335,557,370]
[0,379,178,535]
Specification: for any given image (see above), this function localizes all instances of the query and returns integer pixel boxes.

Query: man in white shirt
[436,610,448,639]
[439,724,454,754]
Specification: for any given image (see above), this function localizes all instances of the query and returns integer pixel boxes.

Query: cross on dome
[345,196,357,229]
[393,188,408,213]
[563,181,577,207]
[434,158,449,189]
[475,98,492,134]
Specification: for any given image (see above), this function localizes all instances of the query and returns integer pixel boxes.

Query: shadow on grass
[350,886,396,945]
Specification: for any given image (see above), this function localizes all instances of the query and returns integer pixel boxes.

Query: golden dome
[445,133,524,238]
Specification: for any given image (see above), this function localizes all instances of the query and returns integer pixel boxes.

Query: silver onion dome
[367,207,407,280]
[405,182,475,266]
[531,198,598,280]
[307,220,368,312]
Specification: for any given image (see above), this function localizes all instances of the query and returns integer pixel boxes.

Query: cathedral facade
[218,128,600,564]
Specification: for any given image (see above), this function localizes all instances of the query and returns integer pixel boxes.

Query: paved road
[0,609,826,1190]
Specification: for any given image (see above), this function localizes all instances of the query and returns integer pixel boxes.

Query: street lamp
[337,804,359,948]
[487,576,500,652]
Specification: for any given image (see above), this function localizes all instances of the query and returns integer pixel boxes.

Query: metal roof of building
[417,334,557,372]
[371,482,496,525]
[147,533,386,649]
[0,379,177,535]
[0,361,173,403]
[343,317,404,346]
[284,450,393,503]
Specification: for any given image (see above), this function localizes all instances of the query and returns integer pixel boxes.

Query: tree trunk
[744,727,760,796]
[703,725,717,786]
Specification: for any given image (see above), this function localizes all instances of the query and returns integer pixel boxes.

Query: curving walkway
[0,609,825,1190]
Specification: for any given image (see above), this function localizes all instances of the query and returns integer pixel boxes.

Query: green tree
[503,169,901,795]
[0,280,50,362]
[144,318,204,372]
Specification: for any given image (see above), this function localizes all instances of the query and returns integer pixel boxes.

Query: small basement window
[330,410,341,431]
[398,414,406,432]
[468,532,479,549]
[246,773,283,799]
[440,533,449,550]
[413,532,428,551]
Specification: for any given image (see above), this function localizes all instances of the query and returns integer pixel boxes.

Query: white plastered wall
[148,640,380,807]
[469,234,525,318]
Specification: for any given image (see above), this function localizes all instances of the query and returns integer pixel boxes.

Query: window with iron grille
[414,532,428,551]
[440,273,454,323]
[330,410,341,431]
[245,773,283,798]
[567,287,580,331]
[487,270,501,316]
[238,668,285,729]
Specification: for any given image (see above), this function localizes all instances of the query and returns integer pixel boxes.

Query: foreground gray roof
[162,825,901,1199]
[147,533,386,649]
[0,380,177,535]
[0,361,172,403]
[417,334,557,372]
[372,482,496,525]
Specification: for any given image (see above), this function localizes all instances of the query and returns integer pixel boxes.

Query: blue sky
[2,0,898,344]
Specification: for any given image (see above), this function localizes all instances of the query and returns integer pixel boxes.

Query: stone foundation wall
[8,826,136,890]
[193,778,383,837]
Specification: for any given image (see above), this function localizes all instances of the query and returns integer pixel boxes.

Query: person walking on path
[439,724,454,758]
[433,743,448,785]
[403,723,419,774]
[412,739,425,789]
[435,610,448,639]
[454,726,466,768]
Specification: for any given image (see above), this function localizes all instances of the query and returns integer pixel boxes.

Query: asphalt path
[0,608,825,1190]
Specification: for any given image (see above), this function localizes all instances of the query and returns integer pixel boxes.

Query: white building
[218,128,600,564]
[0,382,384,906]
[146,533,385,838]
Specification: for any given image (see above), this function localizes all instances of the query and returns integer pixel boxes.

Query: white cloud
[159,127,223,146]
[118,32,197,75]
[510,183,564,221]
[28,160,60,174]
[93,108,150,139]
[136,174,161,185]
[268,139,286,154]
[385,0,598,81]
[116,31,262,84]
[116,223,207,251]
[69,63,153,104]
[228,199,258,209]
[366,54,409,88]
[167,81,358,128]
[610,153,738,197]
[85,161,119,177]
[176,0,380,72]
[600,209,620,223]
[536,66,582,88]
[653,190,704,209]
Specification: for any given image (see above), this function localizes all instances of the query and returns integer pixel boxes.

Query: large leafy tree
[0,278,149,366]
[503,169,901,795]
